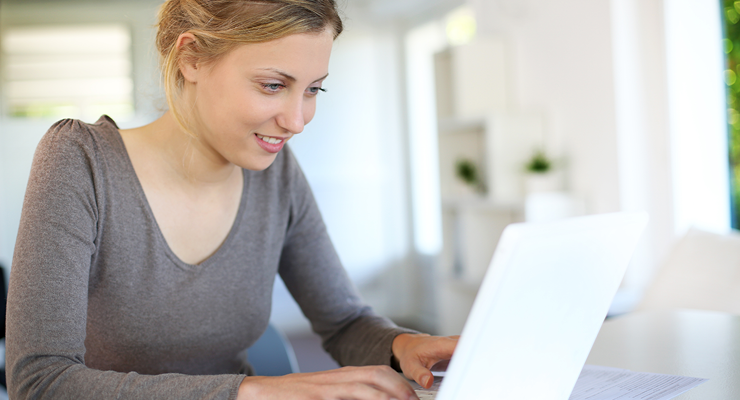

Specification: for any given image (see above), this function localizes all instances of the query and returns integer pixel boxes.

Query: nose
[276,94,306,134]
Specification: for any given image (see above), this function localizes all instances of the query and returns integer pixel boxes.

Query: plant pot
[524,171,562,194]
[453,179,482,198]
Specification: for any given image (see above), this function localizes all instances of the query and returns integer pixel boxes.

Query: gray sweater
[6,116,411,400]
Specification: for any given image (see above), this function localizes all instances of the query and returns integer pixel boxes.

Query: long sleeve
[6,119,243,400]
[276,150,417,368]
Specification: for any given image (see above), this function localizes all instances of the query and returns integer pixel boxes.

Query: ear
[176,32,200,83]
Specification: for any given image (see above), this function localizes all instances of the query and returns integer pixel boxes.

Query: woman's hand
[391,333,459,389]
[237,365,419,400]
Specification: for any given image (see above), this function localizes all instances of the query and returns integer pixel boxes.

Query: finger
[344,366,418,400]
[330,381,400,400]
[402,360,435,389]
[436,336,459,355]
[430,359,449,372]
[420,337,458,364]
[369,366,418,399]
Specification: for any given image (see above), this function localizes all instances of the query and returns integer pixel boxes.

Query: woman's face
[182,29,334,171]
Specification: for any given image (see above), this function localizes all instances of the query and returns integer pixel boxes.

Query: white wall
[0,119,52,269]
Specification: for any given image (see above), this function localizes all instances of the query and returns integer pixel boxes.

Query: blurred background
[0,0,736,361]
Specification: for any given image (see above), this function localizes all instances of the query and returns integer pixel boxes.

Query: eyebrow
[257,68,329,83]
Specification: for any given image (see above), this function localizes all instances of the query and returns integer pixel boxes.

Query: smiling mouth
[256,133,284,144]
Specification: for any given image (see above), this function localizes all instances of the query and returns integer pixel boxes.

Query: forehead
[216,30,334,79]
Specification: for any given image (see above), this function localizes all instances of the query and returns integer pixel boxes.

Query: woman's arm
[234,333,460,399]
[272,149,457,389]
[275,148,416,367]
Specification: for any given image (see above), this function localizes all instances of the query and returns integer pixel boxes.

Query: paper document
[411,365,706,400]
[569,365,707,400]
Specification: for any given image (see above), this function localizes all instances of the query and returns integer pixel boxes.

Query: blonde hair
[156,0,343,136]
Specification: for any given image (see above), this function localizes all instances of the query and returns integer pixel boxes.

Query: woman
[6,0,457,399]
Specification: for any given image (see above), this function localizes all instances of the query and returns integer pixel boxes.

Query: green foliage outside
[724,0,740,228]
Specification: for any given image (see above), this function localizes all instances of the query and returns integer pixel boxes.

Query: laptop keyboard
[412,376,443,400]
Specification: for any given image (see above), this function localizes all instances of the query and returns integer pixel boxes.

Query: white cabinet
[434,37,546,335]
[434,36,508,119]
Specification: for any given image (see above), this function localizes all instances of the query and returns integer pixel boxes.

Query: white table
[586,309,740,399]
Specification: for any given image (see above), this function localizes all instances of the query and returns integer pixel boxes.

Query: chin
[237,153,279,171]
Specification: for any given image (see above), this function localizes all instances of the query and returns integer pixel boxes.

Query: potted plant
[455,158,485,195]
[523,149,561,193]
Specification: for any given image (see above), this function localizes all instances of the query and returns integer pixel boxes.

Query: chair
[637,228,740,315]
[0,262,6,388]
[246,324,300,376]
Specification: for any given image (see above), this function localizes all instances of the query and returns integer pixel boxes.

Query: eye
[306,86,327,96]
[261,83,285,93]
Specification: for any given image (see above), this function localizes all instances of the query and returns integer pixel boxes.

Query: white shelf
[434,37,530,336]
[441,196,523,212]
[437,116,485,134]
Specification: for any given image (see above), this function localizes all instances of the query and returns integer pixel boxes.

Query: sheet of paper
[410,365,706,400]
[569,365,707,400]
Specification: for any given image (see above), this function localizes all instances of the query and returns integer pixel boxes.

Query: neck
[144,111,239,186]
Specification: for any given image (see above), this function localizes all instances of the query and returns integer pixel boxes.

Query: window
[723,1,740,229]
[665,0,730,233]
[1,24,134,121]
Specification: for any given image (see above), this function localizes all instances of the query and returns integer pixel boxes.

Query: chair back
[638,228,740,315]
[247,324,299,376]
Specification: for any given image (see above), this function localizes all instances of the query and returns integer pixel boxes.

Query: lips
[254,133,286,153]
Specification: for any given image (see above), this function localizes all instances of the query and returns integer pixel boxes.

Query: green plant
[525,149,552,173]
[455,158,479,186]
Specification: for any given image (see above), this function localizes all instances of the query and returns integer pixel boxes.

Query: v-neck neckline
[99,115,249,270]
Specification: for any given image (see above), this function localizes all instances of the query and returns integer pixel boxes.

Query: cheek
[204,86,267,128]
[197,77,237,123]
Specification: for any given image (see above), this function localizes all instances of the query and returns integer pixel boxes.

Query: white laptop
[415,212,648,400]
